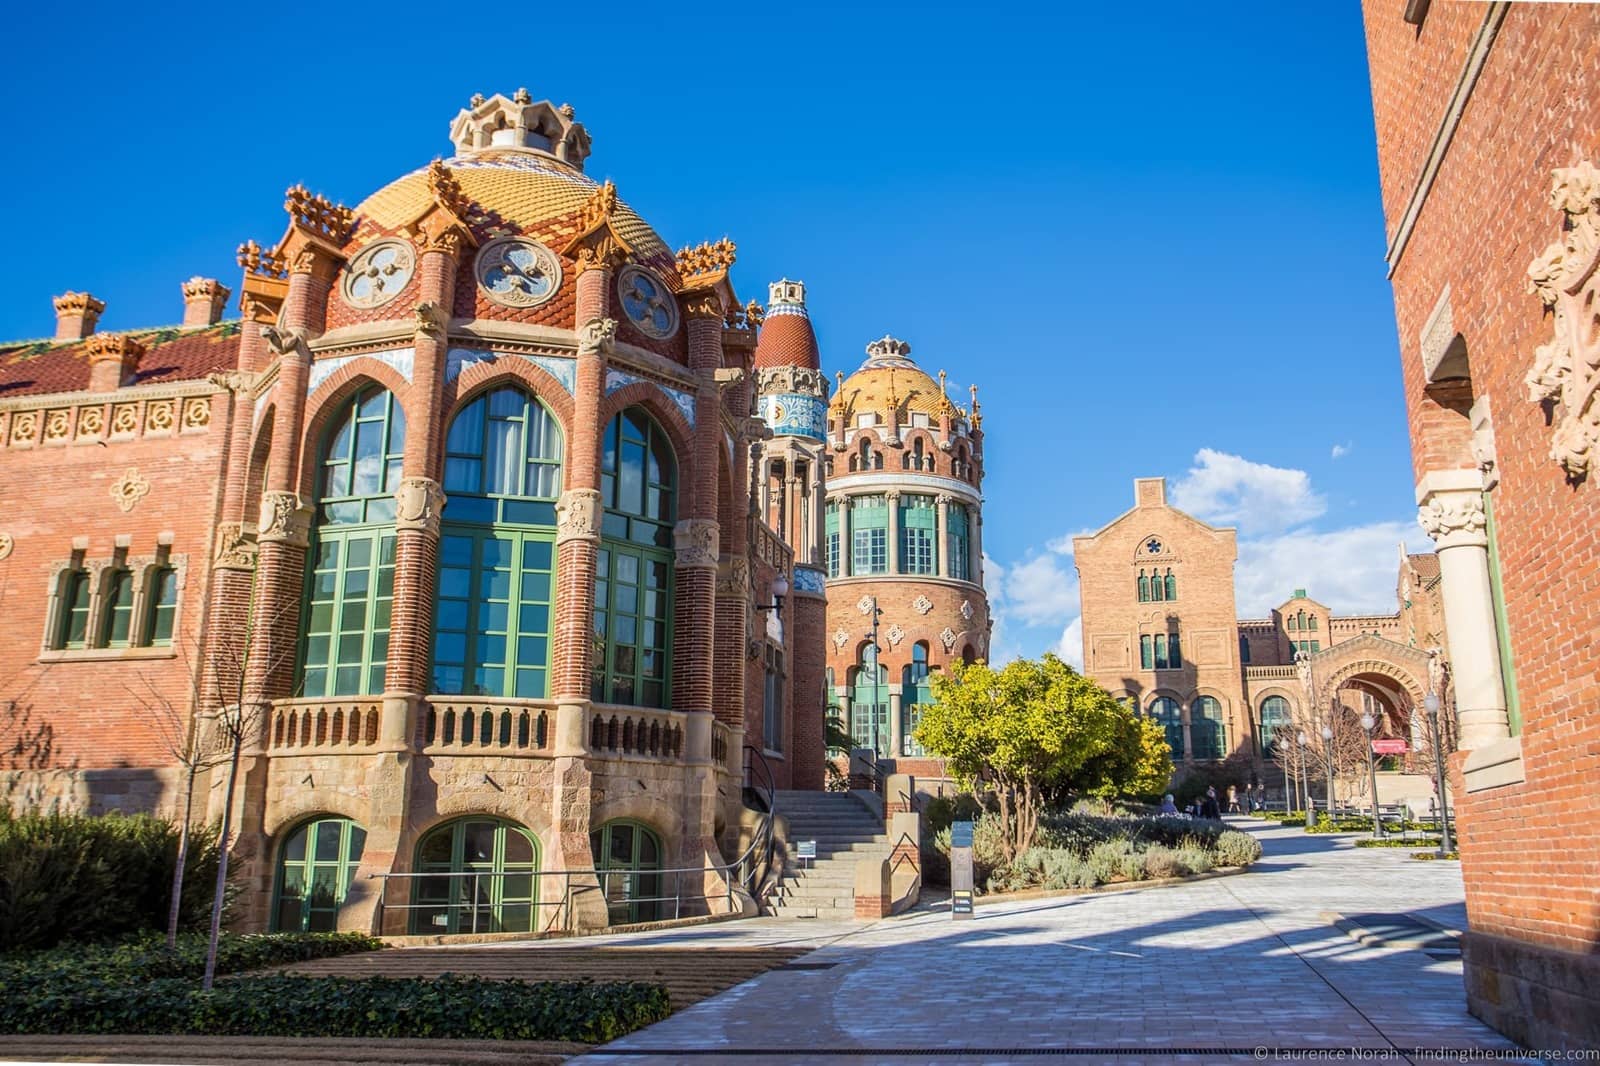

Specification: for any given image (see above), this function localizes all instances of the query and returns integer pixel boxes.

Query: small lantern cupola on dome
[753,277,828,441]
[753,277,821,371]
[449,90,592,169]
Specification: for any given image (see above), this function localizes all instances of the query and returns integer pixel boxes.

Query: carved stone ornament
[886,623,905,647]
[260,325,309,361]
[1417,491,1488,550]
[912,594,934,615]
[833,629,850,650]
[258,491,313,547]
[716,554,750,598]
[412,301,447,339]
[44,410,69,441]
[555,489,601,545]
[1469,396,1498,490]
[182,397,211,430]
[475,236,562,309]
[109,468,150,513]
[1525,159,1600,482]
[857,594,875,616]
[0,533,13,561]
[394,478,446,535]
[960,599,974,621]
[213,521,258,571]
[673,519,720,569]
[577,317,617,358]
[341,239,415,309]
[1296,652,1313,698]
[939,626,958,653]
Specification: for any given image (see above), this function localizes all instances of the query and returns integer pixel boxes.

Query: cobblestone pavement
[570,818,1535,1065]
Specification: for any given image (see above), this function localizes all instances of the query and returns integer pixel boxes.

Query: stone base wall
[1,764,190,818]
[1462,930,1600,1054]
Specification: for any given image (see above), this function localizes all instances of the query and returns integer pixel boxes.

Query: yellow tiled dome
[833,336,951,419]
[355,150,671,261]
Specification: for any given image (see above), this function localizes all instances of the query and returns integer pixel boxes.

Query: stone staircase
[766,790,891,920]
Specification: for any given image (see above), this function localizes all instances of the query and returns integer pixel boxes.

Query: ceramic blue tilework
[604,367,697,428]
[765,303,808,318]
[306,347,415,396]
[792,566,827,595]
[444,347,575,394]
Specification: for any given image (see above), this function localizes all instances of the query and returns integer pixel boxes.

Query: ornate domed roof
[833,336,952,419]
[753,279,820,370]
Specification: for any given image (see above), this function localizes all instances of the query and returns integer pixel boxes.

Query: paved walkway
[569,818,1531,1065]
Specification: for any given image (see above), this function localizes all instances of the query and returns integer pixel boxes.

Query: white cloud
[1054,617,1084,670]
[1003,551,1080,627]
[1171,448,1326,534]
[1234,520,1433,617]
[1331,442,1352,459]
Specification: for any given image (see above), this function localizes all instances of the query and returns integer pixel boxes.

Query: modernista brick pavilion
[0,90,871,934]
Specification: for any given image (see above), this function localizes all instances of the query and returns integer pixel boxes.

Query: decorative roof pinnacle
[236,240,287,278]
[970,383,982,430]
[283,184,355,244]
[865,335,911,361]
[937,369,952,417]
[53,291,106,316]
[562,180,635,273]
[675,237,737,281]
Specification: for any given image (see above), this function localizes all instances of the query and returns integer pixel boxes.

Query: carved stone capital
[1417,488,1488,551]
[673,519,720,569]
[413,302,448,342]
[716,553,750,599]
[213,521,258,571]
[555,489,601,545]
[260,325,310,362]
[577,317,617,359]
[258,491,314,548]
[394,478,446,535]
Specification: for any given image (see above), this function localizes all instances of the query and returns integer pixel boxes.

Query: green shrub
[1171,846,1214,875]
[921,793,986,835]
[0,811,221,951]
[1142,844,1179,879]
[1214,830,1263,867]
[1354,837,1443,849]
[0,931,380,987]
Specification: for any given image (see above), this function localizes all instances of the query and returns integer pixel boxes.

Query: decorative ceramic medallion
[832,629,850,650]
[912,594,934,615]
[939,626,958,652]
[857,594,875,616]
[110,468,150,513]
[617,265,678,339]
[475,236,561,308]
[886,623,905,647]
[0,533,13,561]
[342,240,416,309]
[960,599,974,621]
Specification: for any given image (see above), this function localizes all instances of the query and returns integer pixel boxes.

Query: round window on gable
[475,237,563,309]
[616,265,679,339]
[342,240,416,310]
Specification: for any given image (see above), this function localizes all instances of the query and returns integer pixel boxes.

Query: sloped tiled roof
[753,307,820,370]
[1407,553,1441,580]
[0,322,242,398]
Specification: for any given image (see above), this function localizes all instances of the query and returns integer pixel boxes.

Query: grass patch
[1354,837,1443,849]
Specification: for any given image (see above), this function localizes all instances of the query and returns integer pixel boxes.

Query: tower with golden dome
[821,335,990,769]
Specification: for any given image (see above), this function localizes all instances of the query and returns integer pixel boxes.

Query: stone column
[841,495,853,577]
[889,685,904,760]
[935,494,951,578]
[971,508,984,585]
[1417,470,1509,750]
[886,490,901,574]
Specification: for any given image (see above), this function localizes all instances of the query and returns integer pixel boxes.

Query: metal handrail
[739,744,779,908]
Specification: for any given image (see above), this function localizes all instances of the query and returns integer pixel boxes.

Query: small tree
[914,654,1171,862]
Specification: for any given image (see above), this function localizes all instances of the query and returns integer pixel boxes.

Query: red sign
[1372,739,1409,755]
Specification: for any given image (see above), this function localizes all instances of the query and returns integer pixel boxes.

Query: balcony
[589,704,687,761]
[268,698,384,754]
[1244,665,1298,681]
[421,698,555,756]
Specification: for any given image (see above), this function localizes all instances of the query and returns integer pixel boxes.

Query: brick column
[713,555,748,728]
[789,565,827,789]
[672,301,724,730]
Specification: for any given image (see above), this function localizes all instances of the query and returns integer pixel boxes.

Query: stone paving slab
[574,819,1533,1065]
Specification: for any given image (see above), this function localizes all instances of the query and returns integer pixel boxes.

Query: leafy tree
[913,654,1172,861]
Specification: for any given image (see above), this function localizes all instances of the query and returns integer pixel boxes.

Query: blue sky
[0,2,1429,662]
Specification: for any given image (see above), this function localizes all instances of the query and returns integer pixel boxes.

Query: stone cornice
[1384,2,1510,278]
[0,376,223,413]
[448,318,698,390]
[824,471,982,505]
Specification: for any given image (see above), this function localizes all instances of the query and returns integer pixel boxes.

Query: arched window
[946,503,971,582]
[594,408,674,708]
[1287,615,1298,631]
[99,568,135,648]
[901,642,932,757]
[144,566,177,646]
[1150,572,1164,602]
[1307,615,1318,631]
[856,438,871,472]
[590,821,663,924]
[1191,696,1224,760]
[851,644,888,755]
[961,645,976,665]
[56,567,91,649]
[1239,634,1251,664]
[412,817,539,934]
[1164,569,1176,600]
[302,386,404,698]
[1137,570,1149,602]
[435,387,564,699]
[1150,696,1183,759]
[1259,695,1291,757]
[273,817,366,932]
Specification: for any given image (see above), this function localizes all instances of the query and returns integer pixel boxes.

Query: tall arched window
[302,386,404,698]
[1259,695,1291,757]
[851,644,888,755]
[1164,569,1176,600]
[1287,615,1298,631]
[1191,696,1225,760]
[1150,572,1165,602]
[591,820,663,924]
[412,817,539,934]
[1137,571,1150,602]
[901,642,932,757]
[435,386,563,699]
[99,568,135,648]
[145,566,177,646]
[946,503,970,582]
[594,408,674,708]
[273,817,367,932]
[1150,696,1183,759]
[56,567,91,650]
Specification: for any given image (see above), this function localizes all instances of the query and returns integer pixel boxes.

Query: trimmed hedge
[0,811,220,951]
[1354,837,1443,849]
[0,931,381,987]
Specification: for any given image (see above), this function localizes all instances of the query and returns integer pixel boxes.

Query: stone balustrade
[421,698,554,755]
[269,698,383,754]
[589,704,687,761]
[1244,665,1299,680]
[712,720,732,768]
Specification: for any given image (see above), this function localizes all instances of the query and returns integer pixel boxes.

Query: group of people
[1157,783,1269,820]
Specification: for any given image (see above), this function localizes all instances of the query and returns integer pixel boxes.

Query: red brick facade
[1362,2,1600,1049]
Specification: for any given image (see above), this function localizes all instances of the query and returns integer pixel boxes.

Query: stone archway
[1306,635,1436,801]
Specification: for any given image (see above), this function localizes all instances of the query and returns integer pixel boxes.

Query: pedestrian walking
[1226,785,1241,814]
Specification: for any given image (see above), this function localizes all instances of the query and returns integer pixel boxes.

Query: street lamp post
[1320,723,1335,822]
[1296,731,1309,820]
[1280,739,1292,815]
[865,596,884,758]
[1360,712,1384,839]
[1425,692,1454,856]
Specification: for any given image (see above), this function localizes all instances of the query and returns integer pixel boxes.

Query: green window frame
[763,645,784,754]
[303,532,396,697]
[434,530,554,698]
[825,500,841,577]
[590,821,663,925]
[1137,570,1150,602]
[319,386,406,526]
[99,568,135,648]
[1484,494,1522,734]
[851,644,888,755]
[595,406,676,709]
[273,817,367,932]
[899,494,936,575]
[1164,570,1176,600]
[1150,696,1183,759]
[444,387,564,523]
[1191,696,1224,760]
[412,818,539,935]
[58,568,91,649]
[145,567,177,646]
[947,503,970,582]
[851,495,888,575]
[1307,615,1318,631]
[1154,634,1168,669]
[901,643,932,758]
[1140,634,1153,670]
[1170,630,1182,668]
[1258,696,1290,758]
